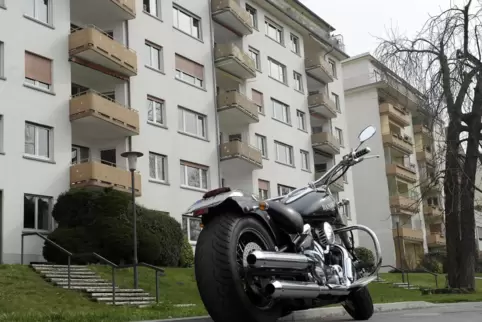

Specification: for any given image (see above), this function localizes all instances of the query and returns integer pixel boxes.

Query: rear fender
[188,195,284,247]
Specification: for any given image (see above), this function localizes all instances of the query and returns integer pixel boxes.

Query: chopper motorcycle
[183,125,382,322]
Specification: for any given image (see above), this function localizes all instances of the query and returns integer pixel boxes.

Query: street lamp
[121,150,143,289]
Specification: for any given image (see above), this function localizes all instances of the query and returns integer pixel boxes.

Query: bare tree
[376,0,482,289]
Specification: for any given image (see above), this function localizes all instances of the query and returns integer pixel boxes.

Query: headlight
[323,222,336,245]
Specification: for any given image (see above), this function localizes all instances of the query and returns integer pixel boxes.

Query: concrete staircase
[375,277,420,290]
[31,263,156,306]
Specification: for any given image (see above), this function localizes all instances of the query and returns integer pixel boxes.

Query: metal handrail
[416,267,439,288]
[21,232,165,305]
[378,265,410,289]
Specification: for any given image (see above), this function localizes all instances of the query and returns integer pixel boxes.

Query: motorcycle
[183,125,382,322]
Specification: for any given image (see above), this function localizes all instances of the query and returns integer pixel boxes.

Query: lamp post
[121,150,143,289]
[395,217,405,283]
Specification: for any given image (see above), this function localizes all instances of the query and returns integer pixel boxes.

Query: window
[180,161,209,190]
[25,0,51,24]
[183,215,203,243]
[265,19,283,44]
[296,110,306,131]
[145,41,162,71]
[71,145,89,164]
[25,122,51,159]
[268,58,286,83]
[249,47,261,71]
[0,41,4,78]
[275,141,294,166]
[329,59,337,78]
[478,226,482,240]
[343,172,348,183]
[143,0,161,18]
[294,72,303,91]
[290,34,300,54]
[0,115,3,153]
[278,184,295,196]
[149,152,168,182]
[335,127,344,146]
[272,99,290,124]
[23,194,52,231]
[332,92,340,112]
[255,134,267,158]
[258,179,270,200]
[175,54,204,88]
[251,89,264,114]
[147,96,165,126]
[178,107,207,139]
[246,4,257,29]
[300,150,309,171]
[24,51,52,90]
[341,201,351,220]
[173,5,201,39]
[315,163,327,173]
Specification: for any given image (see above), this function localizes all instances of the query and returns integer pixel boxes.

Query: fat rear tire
[343,286,374,320]
[194,213,282,322]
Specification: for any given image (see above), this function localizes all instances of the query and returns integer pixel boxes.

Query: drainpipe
[125,20,133,152]
[208,0,222,188]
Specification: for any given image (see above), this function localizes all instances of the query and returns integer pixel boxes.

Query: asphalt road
[297,302,482,322]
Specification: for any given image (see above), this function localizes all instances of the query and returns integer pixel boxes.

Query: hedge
[43,188,183,267]
[179,238,194,268]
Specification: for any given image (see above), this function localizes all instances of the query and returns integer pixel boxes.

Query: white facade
[0,0,356,263]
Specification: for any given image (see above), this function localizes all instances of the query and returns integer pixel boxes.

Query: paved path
[297,302,482,322]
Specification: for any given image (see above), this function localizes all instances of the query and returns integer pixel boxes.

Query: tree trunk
[444,120,461,288]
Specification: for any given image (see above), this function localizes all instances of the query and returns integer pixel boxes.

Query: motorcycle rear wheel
[342,286,374,320]
[195,213,282,322]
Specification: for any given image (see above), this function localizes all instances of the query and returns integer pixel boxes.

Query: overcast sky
[300,0,468,57]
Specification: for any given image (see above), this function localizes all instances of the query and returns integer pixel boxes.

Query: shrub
[43,226,98,264]
[179,238,194,268]
[354,247,375,271]
[418,252,444,274]
[139,209,184,266]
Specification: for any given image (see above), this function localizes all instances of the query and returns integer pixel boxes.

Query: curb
[138,301,438,322]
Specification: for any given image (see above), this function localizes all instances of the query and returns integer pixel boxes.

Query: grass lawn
[1,265,482,322]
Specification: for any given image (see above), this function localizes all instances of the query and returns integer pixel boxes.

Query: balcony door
[71,145,90,164]
[101,149,117,167]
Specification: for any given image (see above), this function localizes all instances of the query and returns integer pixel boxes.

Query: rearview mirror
[358,126,376,144]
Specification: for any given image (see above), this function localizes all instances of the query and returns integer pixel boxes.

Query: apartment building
[0,0,356,264]
[342,53,445,269]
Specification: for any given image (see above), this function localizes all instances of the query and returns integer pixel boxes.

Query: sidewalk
[137,301,441,322]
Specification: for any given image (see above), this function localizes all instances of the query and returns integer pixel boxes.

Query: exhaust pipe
[246,251,315,270]
[265,280,351,299]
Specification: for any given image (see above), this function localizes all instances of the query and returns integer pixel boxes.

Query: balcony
[379,103,410,127]
[427,233,446,247]
[389,195,419,215]
[305,53,334,84]
[70,161,141,196]
[308,92,337,119]
[217,90,259,126]
[421,177,442,194]
[316,172,344,192]
[311,132,340,155]
[392,227,424,242]
[423,204,443,222]
[70,0,136,24]
[386,164,417,183]
[220,141,262,170]
[69,26,137,77]
[70,91,139,140]
[382,133,413,155]
[214,43,256,80]
[416,146,434,165]
[414,124,432,137]
[211,0,253,36]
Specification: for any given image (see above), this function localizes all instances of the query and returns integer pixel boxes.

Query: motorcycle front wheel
[194,212,282,322]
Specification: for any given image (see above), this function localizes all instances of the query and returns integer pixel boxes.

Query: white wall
[0,1,72,263]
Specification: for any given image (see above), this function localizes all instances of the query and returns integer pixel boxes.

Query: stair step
[50,278,106,283]
[106,300,154,306]
[392,283,409,286]
[96,296,156,302]
[32,264,89,269]
[84,288,146,293]
[43,274,100,279]
[91,292,151,297]
[55,281,112,286]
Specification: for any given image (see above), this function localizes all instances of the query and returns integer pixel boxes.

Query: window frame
[71,144,90,165]
[478,226,482,241]
[272,98,290,124]
[296,110,306,131]
[25,0,52,25]
[178,107,207,139]
[251,88,264,114]
[180,161,209,191]
[335,127,344,147]
[332,92,341,112]
[274,141,294,166]
[277,184,295,196]
[149,151,168,183]
[147,95,166,126]
[245,4,258,29]
[328,59,337,78]
[293,71,303,91]
[0,41,4,78]
[265,18,283,44]
[145,41,163,71]
[23,194,53,232]
[300,150,310,171]
[173,5,202,40]
[183,215,203,244]
[24,122,52,160]
[268,58,286,84]
[290,33,300,54]
[143,0,161,18]
[249,46,261,71]
[258,179,270,199]
[255,133,268,158]
[0,115,3,153]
